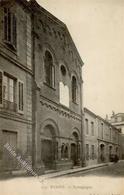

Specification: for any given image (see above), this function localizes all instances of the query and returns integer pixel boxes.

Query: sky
[37,0,124,119]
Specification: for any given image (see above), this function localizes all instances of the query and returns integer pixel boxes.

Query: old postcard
[0,0,124,195]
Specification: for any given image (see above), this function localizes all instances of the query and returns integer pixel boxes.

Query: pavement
[0,161,123,195]
[39,162,112,179]
[70,160,124,178]
[0,161,118,180]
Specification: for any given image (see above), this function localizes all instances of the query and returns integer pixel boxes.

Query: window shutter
[4,7,8,41]
[0,71,3,106]
[12,15,17,47]
[18,80,24,113]
[3,7,17,48]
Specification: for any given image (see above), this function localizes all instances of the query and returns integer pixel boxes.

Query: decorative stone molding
[40,99,81,122]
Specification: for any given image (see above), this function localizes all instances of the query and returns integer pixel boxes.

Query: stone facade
[0,0,122,175]
[0,0,32,172]
[84,108,98,166]
[0,0,84,174]
[84,108,121,165]
[109,113,124,159]
[97,116,120,163]
[30,0,84,173]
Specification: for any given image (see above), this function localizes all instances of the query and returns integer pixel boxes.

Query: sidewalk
[0,162,114,180]
[41,162,112,179]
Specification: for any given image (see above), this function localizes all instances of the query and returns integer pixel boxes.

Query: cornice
[0,48,33,75]
[40,96,81,122]
[97,138,119,146]
[0,110,32,125]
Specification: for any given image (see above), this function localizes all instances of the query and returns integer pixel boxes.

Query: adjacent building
[0,0,84,174]
[0,0,33,171]
[110,113,124,134]
[109,113,124,159]
[84,108,121,165]
[97,116,120,163]
[84,108,98,166]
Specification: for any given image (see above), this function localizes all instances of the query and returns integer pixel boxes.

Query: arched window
[72,76,77,103]
[60,65,66,76]
[44,50,55,87]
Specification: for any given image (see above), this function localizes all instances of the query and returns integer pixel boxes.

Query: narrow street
[64,161,124,178]
[0,162,124,195]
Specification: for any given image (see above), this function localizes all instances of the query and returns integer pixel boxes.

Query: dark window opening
[85,119,89,135]
[91,122,94,136]
[91,145,95,160]
[18,82,23,112]
[61,144,64,159]
[60,65,66,76]
[86,144,89,160]
[64,146,68,159]
[72,76,77,103]
[4,7,17,49]
[44,50,55,88]
[0,71,3,105]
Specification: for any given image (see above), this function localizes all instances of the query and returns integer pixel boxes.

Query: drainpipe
[31,13,36,168]
[80,79,86,167]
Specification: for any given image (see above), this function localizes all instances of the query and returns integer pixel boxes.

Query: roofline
[84,108,120,131]
[0,0,31,11]
[29,0,66,27]
[29,0,84,67]
[111,113,124,117]
[111,122,124,125]
[97,115,119,131]
[65,27,84,67]
[1,0,84,67]
[84,107,97,118]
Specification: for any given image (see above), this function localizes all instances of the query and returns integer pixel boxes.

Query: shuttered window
[18,81,24,112]
[3,74,17,112]
[3,75,15,103]
[4,7,17,48]
[0,71,3,106]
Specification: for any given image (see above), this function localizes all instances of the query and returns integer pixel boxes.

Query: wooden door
[41,140,54,169]
[71,143,78,166]
[2,130,17,170]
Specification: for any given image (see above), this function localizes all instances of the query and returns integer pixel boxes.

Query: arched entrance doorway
[71,132,80,166]
[41,124,58,170]
[99,144,105,162]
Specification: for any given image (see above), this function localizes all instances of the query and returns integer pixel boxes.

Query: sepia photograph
[0,0,124,194]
